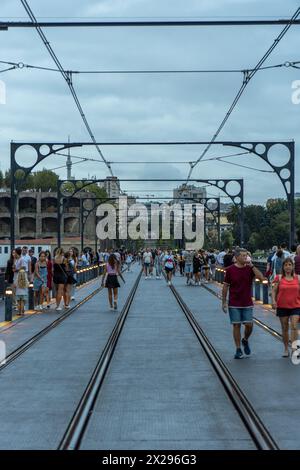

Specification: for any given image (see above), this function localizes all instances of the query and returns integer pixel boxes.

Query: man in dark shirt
[222,248,264,359]
[223,249,234,268]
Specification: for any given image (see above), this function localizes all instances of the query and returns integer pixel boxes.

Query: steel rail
[169,282,279,450]
[58,269,143,450]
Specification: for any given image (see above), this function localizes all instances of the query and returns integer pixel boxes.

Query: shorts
[276,308,300,318]
[228,307,253,324]
[165,267,174,273]
[184,264,193,274]
[16,294,28,301]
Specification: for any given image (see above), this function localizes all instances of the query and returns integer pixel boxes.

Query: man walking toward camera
[222,248,264,359]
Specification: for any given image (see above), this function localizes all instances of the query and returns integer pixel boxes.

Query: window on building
[4,247,8,254]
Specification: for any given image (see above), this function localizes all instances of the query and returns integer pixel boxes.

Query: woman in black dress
[102,254,121,310]
[53,248,68,311]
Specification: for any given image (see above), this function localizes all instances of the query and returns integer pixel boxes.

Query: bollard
[215,269,220,283]
[254,279,261,301]
[28,283,34,310]
[262,280,269,305]
[5,288,13,322]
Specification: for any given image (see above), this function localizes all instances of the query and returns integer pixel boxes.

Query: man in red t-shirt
[222,248,265,359]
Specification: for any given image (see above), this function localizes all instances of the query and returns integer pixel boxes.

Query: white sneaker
[56,306,62,311]
[156,276,160,280]
[71,297,75,301]
[168,281,171,286]
[65,305,70,309]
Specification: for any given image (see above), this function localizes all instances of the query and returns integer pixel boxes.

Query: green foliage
[221,230,234,249]
[228,198,299,250]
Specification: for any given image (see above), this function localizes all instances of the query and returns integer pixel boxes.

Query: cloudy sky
[0,0,299,204]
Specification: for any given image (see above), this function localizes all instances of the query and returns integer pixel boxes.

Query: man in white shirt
[216,249,226,266]
[143,248,153,279]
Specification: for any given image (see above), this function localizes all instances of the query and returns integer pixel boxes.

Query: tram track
[168,281,279,450]
[58,268,142,450]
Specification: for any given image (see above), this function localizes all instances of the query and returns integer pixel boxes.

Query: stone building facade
[0,190,96,241]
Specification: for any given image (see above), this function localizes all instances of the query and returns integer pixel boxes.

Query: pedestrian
[294,245,300,275]
[53,248,68,311]
[125,253,133,272]
[5,249,17,310]
[223,249,234,268]
[143,248,152,279]
[69,248,78,300]
[13,247,27,288]
[33,251,48,310]
[15,268,29,316]
[21,246,32,281]
[154,249,164,279]
[178,253,185,276]
[183,249,194,285]
[208,250,217,280]
[270,249,284,281]
[193,252,202,286]
[222,248,265,359]
[164,249,175,286]
[216,248,226,267]
[200,249,210,283]
[272,257,300,357]
[45,250,53,308]
[102,253,121,310]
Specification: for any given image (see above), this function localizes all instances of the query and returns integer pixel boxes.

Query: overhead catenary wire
[186,6,300,183]
[0,58,299,75]
[20,0,113,178]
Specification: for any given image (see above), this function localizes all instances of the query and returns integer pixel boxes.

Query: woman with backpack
[272,257,300,357]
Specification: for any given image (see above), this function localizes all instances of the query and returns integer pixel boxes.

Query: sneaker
[65,305,70,309]
[56,307,62,311]
[234,348,244,359]
[242,338,251,356]
[110,306,114,311]
[71,297,75,301]
[114,301,118,310]
[168,281,171,286]
[156,276,160,280]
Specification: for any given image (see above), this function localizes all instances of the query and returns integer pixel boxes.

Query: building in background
[173,184,207,202]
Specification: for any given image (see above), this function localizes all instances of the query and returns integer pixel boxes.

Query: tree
[31,169,58,192]
[221,230,234,249]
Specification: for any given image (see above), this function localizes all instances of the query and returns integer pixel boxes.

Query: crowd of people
[3,242,300,361]
[4,246,129,315]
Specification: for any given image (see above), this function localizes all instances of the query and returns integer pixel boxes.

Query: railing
[4,263,106,322]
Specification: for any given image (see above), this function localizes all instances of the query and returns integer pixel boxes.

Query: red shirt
[274,275,300,309]
[224,264,255,307]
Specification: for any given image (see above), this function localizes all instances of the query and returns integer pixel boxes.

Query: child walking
[16,268,29,316]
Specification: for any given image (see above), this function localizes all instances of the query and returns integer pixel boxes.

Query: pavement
[0,270,299,450]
